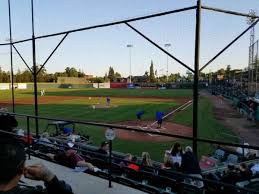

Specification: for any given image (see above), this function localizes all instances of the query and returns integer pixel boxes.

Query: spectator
[221,163,239,184]
[250,163,259,176]
[170,143,183,167]
[39,132,53,146]
[0,137,73,194]
[181,146,204,188]
[120,153,132,168]
[161,152,173,170]
[0,108,18,138]
[97,141,109,156]
[128,156,140,172]
[238,163,252,181]
[141,152,152,167]
[47,149,95,171]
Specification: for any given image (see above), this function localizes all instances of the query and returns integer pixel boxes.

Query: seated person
[128,156,140,172]
[0,137,73,194]
[39,132,53,146]
[0,108,18,138]
[120,153,133,168]
[161,152,173,170]
[250,163,259,176]
[238,163,252,181]
[47,149,96,171]
[181,146,204,188]
[97,141,109,156]
[141,152,153,167]
[221,163,240,184]
[170,142,183,167]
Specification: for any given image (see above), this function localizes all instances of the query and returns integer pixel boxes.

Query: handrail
[2,111,259,151]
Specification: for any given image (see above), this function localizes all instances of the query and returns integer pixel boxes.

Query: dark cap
[101,141,109,147]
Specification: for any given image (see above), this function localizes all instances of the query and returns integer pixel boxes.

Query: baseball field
[0,88,238,161]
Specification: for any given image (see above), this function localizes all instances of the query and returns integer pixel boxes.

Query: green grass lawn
[0,88,238,161]
[172,97,239,157]
[0,88,192,100]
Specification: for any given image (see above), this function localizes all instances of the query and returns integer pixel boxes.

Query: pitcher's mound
[114,120,192,142]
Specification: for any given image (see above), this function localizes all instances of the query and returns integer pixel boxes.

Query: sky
[0,0,259,77]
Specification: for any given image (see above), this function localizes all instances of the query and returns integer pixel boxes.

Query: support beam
[125,22,194,73]
[193,0,201,156]
[37,33,69,75]
[31,0,39,138]
[202,5,259,19]
[12,44,33,74]
[200,18,259,72]
[8,0,15,112]
[6,6,196,46]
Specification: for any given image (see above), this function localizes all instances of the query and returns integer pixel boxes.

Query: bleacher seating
[28,136,259,194]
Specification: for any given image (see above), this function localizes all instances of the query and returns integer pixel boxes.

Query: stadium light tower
[126,44,133,83]
[164,43,171,83]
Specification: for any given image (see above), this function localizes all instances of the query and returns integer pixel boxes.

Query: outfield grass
[0,88,238,161]
[0,88,192,100]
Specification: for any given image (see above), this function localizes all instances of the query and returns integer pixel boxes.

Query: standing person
[136,110,144,121]
[156,111,164,128]
[170,143,183,168]
[0,137,74,194]
[181,146,204,188]
[106,97,111,106]
[141,152,153,167]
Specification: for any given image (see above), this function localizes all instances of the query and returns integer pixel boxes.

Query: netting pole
[8,0,15,113]
[193,0,201,156]
[31,0,39,138]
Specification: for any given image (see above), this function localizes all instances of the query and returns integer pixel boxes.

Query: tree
[114,72,121,78]
[225,65,231,80]
[108,66,115,81]
[186,70,193,81]
[149,60,156,83]
[65,67,78,77]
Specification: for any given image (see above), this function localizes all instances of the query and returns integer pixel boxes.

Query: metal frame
[2,0,259,157]
[1,113,259,193]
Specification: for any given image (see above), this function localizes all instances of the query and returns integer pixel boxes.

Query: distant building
[112,77,129,83]
[84,75,94,80]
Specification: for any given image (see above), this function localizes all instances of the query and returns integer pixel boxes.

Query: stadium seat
[91,158,108,170]
[158,169,182,181]
[212,149,225,161]
[121,167,142,183]
[226,154,239,164]
[136,183,161,194]
[244,179,259,192]
[115,176,137,187]
[178,183,204,194]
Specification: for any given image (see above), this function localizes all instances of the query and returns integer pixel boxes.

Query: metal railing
[1,111,259,193]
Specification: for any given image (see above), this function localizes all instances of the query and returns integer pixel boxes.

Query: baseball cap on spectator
[101,141,109,147]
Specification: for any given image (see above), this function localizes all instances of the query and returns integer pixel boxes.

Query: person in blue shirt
[136,110,145,120]
[156,111,164,128]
